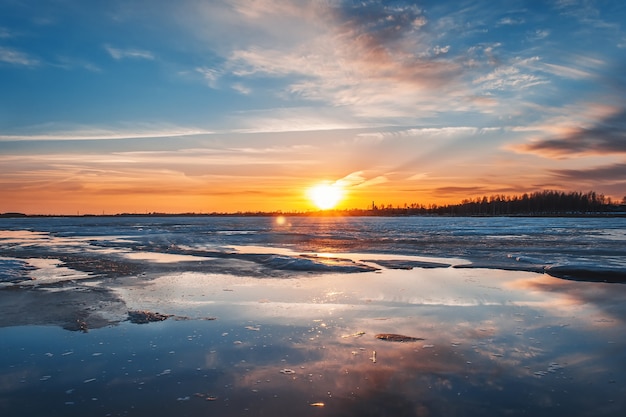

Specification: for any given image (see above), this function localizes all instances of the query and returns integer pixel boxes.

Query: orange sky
[1,133,609,215]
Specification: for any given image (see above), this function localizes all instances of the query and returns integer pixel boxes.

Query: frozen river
[1,216,625,416]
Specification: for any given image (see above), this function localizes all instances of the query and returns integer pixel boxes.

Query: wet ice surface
[2,215,625,281]
[1,216,626,416]
[2,268,626,416]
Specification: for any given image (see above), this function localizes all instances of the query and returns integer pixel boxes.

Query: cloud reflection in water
[1,258,625,415]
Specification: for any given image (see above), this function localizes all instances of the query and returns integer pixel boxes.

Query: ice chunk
[545,264,626,282]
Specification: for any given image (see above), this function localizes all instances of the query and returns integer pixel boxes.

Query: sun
[307,183,344,210]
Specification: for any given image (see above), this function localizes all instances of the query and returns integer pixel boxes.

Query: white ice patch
[22,258,91,285]
[229,245,468,270]
[122,252,213,263]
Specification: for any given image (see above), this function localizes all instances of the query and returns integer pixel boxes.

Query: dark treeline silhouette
[361,190,625,216]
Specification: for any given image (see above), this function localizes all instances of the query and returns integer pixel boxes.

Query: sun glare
[308,183,344,210]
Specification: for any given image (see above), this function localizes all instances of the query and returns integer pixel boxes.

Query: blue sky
[1,0,625,213]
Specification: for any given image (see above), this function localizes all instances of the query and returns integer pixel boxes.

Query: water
[1,216,625,416]
[2,216,625,280]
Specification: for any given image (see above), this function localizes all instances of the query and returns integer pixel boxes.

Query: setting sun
[307,183,344,210]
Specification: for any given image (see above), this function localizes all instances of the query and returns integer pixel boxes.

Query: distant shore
[2,211,626,218]
[3,190,624,218]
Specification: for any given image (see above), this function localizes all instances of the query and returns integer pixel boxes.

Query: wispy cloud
[497,17,524,26]
[433,45,451,55]
[356,126,496,142]
[335,171,367,188]
[0,46,39,67]
[512,107,626,158]
[54,56,101,72]
[0,26,15,38]
[333,171,389,189]
[231,83,251,95]
[104,44,155,60]
[554,0,620,31]
[473,57,548,91]
[195,66,221,88]
[357,175,389,188]
[433,186,490,198]
[551,162,626,182]
[527,29,550,41]
[0,123,212,141]
[541,62,593,80]
[406,172,430,181]
[228,107,370,133]
[538,54,605,80]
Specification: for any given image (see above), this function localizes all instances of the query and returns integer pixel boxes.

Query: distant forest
[1,190,625,218]
[360,190,626,216]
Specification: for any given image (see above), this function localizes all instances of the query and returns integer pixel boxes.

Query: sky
[1,0,625,214]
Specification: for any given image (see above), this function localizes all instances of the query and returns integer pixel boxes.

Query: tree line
[361,190,625,216]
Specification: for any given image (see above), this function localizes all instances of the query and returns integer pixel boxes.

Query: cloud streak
[104,44,155,60]
[551,162,626,182]
[0,124,213,141]
[513,108,626,157]
[0,46,39,66]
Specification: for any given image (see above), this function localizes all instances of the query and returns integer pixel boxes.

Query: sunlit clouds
[1,0,625,213]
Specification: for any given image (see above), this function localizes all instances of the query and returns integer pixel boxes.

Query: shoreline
[3,212,626,218]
